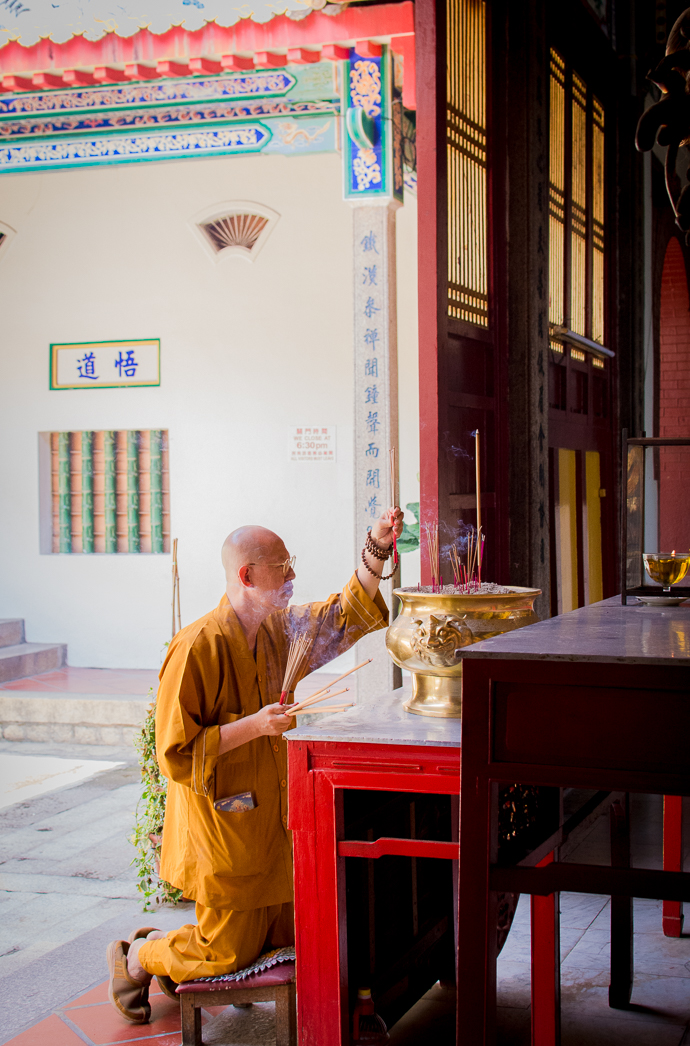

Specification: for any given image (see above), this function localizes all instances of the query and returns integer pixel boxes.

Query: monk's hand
[254,702,292,736]
[370,506,404,549]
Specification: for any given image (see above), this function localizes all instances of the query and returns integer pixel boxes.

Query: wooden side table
[456,596,690,1045]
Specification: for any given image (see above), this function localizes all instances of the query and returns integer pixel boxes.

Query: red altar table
[286,691,463,1046]
[456,595,690,1045]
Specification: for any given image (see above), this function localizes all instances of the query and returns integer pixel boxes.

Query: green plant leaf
[130,688,183,911]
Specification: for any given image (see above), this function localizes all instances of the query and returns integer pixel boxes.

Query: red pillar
[415,0,445,582]
[663,795,684,937]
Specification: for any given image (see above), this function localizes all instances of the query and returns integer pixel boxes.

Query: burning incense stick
[468,528,476,585]
[389,447,399,568]
[425,521,440,591]
[286,686,351,715]
[474,429,482,535]
[479,531,485,585]
[280,634,311,705]
[450,544,462,589]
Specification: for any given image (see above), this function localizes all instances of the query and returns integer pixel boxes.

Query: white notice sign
[51,339,160,390]
[290,426,336,462]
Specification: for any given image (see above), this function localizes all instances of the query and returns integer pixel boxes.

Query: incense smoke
[440,431,473,464]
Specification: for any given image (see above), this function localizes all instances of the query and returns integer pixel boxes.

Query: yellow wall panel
[585,451,603,604]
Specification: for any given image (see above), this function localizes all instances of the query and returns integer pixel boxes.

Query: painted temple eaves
[0,2,414,94]
[0,0,359,46]
[0,2,414,191]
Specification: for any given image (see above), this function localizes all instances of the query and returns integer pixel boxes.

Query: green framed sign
[50,339,160,390]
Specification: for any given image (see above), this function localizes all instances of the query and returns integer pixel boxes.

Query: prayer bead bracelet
[365,532,392,561]
[361,548,396,581]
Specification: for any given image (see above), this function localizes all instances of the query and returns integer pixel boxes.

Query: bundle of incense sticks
[284,657,372,714]
[389,448,399,568]
[450,526,485,592]
[279,634,311,705]
[425,520,440,591]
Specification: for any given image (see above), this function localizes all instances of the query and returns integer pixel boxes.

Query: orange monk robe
[155,572,389,912]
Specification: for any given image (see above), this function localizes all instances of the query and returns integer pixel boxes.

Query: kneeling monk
[107,507,403,1022]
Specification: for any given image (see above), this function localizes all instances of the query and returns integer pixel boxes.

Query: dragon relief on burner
[410,613,473,668]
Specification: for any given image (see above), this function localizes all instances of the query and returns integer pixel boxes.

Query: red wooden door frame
[415,0,445,540]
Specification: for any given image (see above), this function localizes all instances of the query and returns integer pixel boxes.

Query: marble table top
[458,595,690,666]
[286,597,689,748]
[286,685,463,748]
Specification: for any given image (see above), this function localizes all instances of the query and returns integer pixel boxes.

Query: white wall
[0,151,420,668]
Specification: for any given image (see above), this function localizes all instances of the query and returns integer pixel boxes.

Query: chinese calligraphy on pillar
[353,205,400,699]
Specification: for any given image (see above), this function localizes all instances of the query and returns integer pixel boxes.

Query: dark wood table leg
[275,983,297,1046]
[663,795,684,937]
[531,852,561,1046]
[458,775,497,1044]
[609,796,633,1009]
[180,994,201,1046]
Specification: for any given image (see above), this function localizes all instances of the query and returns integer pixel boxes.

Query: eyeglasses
[266,555,296,576]
[247,554,296,576]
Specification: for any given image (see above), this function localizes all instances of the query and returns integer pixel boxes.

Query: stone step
[0,691,150,745]
[0,641,67,683]
[0,619,25,649]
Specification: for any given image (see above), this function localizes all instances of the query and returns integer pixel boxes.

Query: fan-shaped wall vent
[191,201,279,263]
[201,213,268,255]
[0,220,16,263]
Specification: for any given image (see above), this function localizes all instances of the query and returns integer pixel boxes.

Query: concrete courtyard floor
[0,729,688,1044]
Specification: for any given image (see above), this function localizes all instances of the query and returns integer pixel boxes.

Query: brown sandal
[106,940,151,1024]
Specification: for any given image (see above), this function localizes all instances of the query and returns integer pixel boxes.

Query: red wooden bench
[176,960,296,1046]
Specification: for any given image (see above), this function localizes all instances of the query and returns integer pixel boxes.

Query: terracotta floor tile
[103,1036,182,1046]
[64,980,111,1007]
[0,666,160,695]
[4,1014,88,1046]
[68,994,180,1044]
[63,981,165,1010]
[0,678,59,691]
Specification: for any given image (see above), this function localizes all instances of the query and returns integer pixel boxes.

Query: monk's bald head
[221,526,285,581]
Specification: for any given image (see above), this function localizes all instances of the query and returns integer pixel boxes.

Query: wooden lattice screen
[548,49,606,349]
[50,430,169,554]
[446,0,488,327]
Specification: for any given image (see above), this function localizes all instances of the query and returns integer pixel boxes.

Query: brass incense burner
[386,586,541,718]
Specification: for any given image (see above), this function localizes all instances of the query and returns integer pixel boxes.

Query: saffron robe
[156,573,388,911]
[139,901,294,983]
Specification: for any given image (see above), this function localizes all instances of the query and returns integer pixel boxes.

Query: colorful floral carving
[0,124,270,172]
[0,99,338,140]
[0,72,297,118]
[349,60,382,117]
[352,146,382,191]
